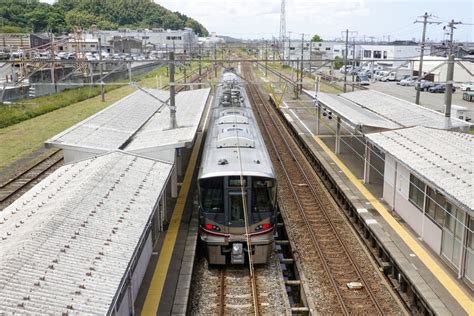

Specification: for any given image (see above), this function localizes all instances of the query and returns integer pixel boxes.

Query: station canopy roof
[125,88,211,151]
[366,126,473,212]
[0,151,172,314]
[303,90,402,131]
[340,90,472,130]
[46,87,211,154]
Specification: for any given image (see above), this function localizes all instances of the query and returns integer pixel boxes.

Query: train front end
[199,175,276,264]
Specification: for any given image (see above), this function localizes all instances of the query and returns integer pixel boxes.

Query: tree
[311,34,323,42]
[0,0,209,35]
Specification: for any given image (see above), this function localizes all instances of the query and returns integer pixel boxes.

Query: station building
[366,127,473,287]
[305,89,473,288]
[0,151,173,314]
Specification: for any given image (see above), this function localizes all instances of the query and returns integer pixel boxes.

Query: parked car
[414,80,435,91]
[428,84,456,93]
[339,65,353,73]
[399,76,418,86]
[396,75,411,84]
[460,82,474,91]
[375,71,389,81]
[356,75,370,85]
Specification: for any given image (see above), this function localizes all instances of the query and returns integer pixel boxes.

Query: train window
[229,177,247,187]
[252,178,275,213]
[200,178,224,213]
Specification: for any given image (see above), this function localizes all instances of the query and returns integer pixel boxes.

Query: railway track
[243,63,400,315]
[0,149,64,210]
[217,266,259,315]
[260,62,368,92]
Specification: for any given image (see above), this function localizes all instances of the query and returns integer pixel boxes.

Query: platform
[276,92,472,315]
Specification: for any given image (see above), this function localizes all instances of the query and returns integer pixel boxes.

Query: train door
[226,191,246,233]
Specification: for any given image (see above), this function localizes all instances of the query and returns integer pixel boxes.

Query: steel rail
[219,268,226,316]
[0,150,64,205]
[244,63,384,315]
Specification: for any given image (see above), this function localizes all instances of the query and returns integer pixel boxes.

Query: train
[197,67,277,265]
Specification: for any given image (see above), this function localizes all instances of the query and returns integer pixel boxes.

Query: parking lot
[369,81,474,118]
[326,69,474,119]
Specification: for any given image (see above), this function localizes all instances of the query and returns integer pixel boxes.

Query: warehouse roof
[341,90,472,130]
[46,88,210,153]
[0,151,172,314]
[126,88,211,151]
[303,90,402,130]
[366,126,473,212]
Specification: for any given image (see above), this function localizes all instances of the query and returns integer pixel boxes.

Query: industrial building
[412,56,474,83]
[0,151,173,314]
[98,28,199,55]
[332,41,428,68]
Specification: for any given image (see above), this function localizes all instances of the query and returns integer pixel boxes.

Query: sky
[40,0,473,42]
[155,0,473,42]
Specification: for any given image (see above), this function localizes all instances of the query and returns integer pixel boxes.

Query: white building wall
[333,44,425,68]
[412,57,474,83]
[63,148,103,163]
[383,156,443,255]
[131,233,153,300]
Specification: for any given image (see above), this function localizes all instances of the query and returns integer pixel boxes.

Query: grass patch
[0,85,121,128]
[0,85,134,170]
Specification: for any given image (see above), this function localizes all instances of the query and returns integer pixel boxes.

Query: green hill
[0,0,208,36]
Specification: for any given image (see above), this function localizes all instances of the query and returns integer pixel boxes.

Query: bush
[334,56,344,70]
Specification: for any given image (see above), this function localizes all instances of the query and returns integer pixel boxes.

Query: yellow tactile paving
[313,135,474,315]
[141,133,203,316]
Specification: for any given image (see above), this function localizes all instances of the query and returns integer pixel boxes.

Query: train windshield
[252,177,276,213]
[200,177,224,213]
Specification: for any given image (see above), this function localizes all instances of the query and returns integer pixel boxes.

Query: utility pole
[287,31,292,66]
[214,42,217,78]
[342,29,357,92]
[198,45,202,89]
[265,40,268,77]
[50,32,56,93]
[98,36,104,101]
[308,38,312,73]
[352,36,356,91]
[414,12,441,104]
[443,19,462,127]
[183,64,187,91]
[169,52,177,129]
[343,29,349,92]
[300,33,305,94]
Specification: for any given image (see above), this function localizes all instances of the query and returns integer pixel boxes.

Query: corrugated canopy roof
[303,90,402,130]
[46,88,210,153]
[125,88,210,151]
[366,126,473,212]
[0,151,172,314]
[341,90,472,130]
